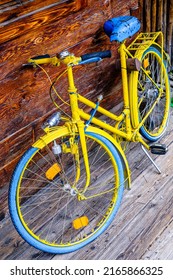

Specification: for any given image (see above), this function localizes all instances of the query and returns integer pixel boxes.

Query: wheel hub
[62,183,77,196]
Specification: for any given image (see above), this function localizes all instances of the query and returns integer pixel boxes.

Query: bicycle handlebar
[81,50,111,61]
[28,50,111,66]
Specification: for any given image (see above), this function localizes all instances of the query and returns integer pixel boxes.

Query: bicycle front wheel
[9,128,125,254]
[130,46,170,142]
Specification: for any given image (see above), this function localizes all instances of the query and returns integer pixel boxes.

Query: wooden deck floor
[1,108,173,260]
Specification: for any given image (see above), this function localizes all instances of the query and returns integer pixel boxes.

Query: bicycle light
[42,112,61,129]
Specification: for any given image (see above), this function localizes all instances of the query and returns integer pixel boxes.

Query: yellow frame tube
[119,43,132,136]
[79,109,130,139]
[119,43,130,109]
[78,94,124,122]
[67,65,91,190]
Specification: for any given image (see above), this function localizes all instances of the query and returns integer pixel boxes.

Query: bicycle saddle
[104,16,141,42]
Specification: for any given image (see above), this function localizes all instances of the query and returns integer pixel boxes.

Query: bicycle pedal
[150,143,168,155]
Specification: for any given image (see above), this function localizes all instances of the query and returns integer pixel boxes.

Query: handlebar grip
[79,57,102,65]
[81,50,111,61]
[30,54,50,60]
[28,54,53,65]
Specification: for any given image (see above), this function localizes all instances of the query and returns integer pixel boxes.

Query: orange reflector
[72,216,89,230]
[143,58,149,68]
[45,163,61,180]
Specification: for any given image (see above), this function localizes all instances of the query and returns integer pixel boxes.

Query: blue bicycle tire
[9,131,125,254]
[130,46,170,142]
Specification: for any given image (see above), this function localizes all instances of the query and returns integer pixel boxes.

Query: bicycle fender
[32,126,70,148]
[32,125,131,189]
[134,42,169,64]
[150,43,170,67]
[87,126,131,189]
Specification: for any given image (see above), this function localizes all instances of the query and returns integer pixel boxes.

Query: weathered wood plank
[0,1,82,25]
[157,0,163,32]
[0,0,87,42]
[143,219,173,259]
[115,180,173,259]
[0,10,112,140]
[163,0,167,50]
[151,0,157,32]
[167,0,173,62]
[145,0,151,32]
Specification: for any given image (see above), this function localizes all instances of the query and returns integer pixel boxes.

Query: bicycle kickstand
[141,145,161,174]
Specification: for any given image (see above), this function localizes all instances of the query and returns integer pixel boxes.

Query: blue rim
[140,46,170,142]
[9,132,125,254]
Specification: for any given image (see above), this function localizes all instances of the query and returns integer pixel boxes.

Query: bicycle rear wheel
[130,46,170,142]
[9,128,125,254]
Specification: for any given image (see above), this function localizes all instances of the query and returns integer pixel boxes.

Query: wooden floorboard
[143,219,173,260]
[1,109,173,260]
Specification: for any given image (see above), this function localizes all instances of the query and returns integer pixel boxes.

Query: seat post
[118,42,133,136]
[119,42,130,109]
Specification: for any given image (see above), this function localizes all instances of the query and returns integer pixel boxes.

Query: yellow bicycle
[9,16,170,254]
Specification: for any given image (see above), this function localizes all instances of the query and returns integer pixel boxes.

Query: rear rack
[127,32,162,52]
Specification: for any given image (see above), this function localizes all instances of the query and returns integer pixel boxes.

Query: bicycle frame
[32,31,168,193]
[63,34,167,191]
[66,32,167,148]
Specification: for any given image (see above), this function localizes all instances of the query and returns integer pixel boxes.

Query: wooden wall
[139,0,173,65]
[0,0,139,217]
